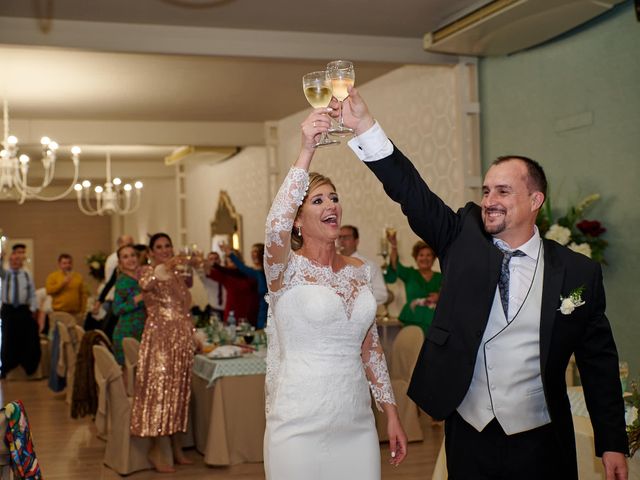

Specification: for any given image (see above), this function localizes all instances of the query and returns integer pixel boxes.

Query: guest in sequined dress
[130,233,197,472]
[111,245,146,365]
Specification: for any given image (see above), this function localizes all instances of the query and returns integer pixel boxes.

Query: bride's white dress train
[263,167,395,480]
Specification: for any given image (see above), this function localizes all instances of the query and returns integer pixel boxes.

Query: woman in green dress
[112,244,146,365]
[384,233,442,334]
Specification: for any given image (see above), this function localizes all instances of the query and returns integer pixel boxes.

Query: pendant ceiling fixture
[0,99,81,203]
[74,153,143,216]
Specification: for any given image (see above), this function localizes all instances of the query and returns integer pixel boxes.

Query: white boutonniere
[559,286,586,315]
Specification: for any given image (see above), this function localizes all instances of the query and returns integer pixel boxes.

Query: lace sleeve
[264,166,309,293]
[263,166,308,415]
[361,322,395,411]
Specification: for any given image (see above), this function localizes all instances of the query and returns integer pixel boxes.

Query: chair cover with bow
[57,322,84,405]
[71,330,112,419]
[121,338,140,397]
[92,345,155,475]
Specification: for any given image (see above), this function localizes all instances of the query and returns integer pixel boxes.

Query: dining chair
[92,345,154,475]
[122,337,140,397]
[49,311,77,328]
[374,325,425,442]
[57,322,84,405]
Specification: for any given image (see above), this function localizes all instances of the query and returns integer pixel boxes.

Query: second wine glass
[302,71,339,148]
[326,60,355,137]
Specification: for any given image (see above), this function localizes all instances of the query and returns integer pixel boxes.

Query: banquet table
[432,386,639,479]
[191,353,266,466]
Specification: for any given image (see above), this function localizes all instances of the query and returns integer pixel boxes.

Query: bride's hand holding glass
[300,109,334,152]
[302,71,339,148]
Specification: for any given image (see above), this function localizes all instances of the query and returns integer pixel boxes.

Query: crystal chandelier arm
[25,152,80,202]
[75,189,101,216]
[127,188,143,214]
[43,157,55,186]
[117,188,131,213]
[76,188,101,216]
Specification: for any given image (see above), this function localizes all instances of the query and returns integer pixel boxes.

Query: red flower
[577,219,606,237]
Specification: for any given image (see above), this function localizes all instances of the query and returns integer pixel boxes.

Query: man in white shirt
[197,251,226,318]
[0,244,40,377]
[337,225,387,305]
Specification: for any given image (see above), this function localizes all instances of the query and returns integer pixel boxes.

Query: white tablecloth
[193,353,266,387]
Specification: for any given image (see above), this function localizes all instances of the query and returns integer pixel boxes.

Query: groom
[335,90,629,479]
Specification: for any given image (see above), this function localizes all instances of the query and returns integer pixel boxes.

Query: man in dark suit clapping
[333,88,628,479]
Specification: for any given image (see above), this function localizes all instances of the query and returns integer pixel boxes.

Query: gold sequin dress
[130,265,195,437]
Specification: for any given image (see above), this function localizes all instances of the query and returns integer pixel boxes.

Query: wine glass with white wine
[177,245,193,276]
[326,60,355,137]
[302,71,340,148]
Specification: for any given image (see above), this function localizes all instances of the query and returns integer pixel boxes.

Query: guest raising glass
[130,233,201,472]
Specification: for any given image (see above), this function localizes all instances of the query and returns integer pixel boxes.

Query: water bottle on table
[227,310,237,344]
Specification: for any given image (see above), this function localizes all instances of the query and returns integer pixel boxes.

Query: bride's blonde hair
[291,172,337,251]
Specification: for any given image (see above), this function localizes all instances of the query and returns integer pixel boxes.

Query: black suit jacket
[367,146,628,466]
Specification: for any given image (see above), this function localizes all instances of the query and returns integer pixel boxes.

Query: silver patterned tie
[496,244,525,319]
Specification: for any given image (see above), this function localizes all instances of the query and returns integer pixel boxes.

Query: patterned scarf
[4,400,42,479]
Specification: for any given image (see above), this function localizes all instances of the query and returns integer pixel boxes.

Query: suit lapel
[540,239,565,374]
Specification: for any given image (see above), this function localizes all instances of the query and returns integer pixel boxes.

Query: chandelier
[1,100,81,203]
[74,152,143,216]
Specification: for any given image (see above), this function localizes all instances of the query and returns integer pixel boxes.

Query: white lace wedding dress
[263,167,395,480]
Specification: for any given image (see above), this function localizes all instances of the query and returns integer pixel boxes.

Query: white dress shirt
[348,122,393,162]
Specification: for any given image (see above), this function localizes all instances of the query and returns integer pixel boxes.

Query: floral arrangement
[626,381,640,457]
[85,251,108,280]
[537,193,608,264]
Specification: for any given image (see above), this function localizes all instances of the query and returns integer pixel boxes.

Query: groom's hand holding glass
[328,86,375,136]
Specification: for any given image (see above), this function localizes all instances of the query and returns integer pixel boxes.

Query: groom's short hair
[492,155,547,199]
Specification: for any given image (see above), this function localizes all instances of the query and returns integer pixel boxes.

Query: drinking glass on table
[302,71,339,148]
[243,326,256,346]
[326,60,355,136]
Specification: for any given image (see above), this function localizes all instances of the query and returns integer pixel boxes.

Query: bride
[263,108,408,479]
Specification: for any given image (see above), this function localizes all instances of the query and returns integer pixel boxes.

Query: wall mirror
[210,191,243,255]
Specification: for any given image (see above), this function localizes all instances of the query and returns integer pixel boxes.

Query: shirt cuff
[347,121,393,162]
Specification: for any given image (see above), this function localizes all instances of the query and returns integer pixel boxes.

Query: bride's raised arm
[263,108,332,293]
[264,167,308,293]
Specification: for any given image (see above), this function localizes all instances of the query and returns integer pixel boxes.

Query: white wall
[115,176,178,245]
[184,146,270,254]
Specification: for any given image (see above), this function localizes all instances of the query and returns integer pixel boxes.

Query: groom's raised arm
[336,88,461,257]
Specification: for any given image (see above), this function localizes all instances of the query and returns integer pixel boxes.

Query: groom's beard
[482,207,507,236]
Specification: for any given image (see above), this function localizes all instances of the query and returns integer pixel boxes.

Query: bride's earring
[297,225,302,237]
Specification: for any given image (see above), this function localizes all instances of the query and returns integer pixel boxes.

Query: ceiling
[0,0,479,170]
